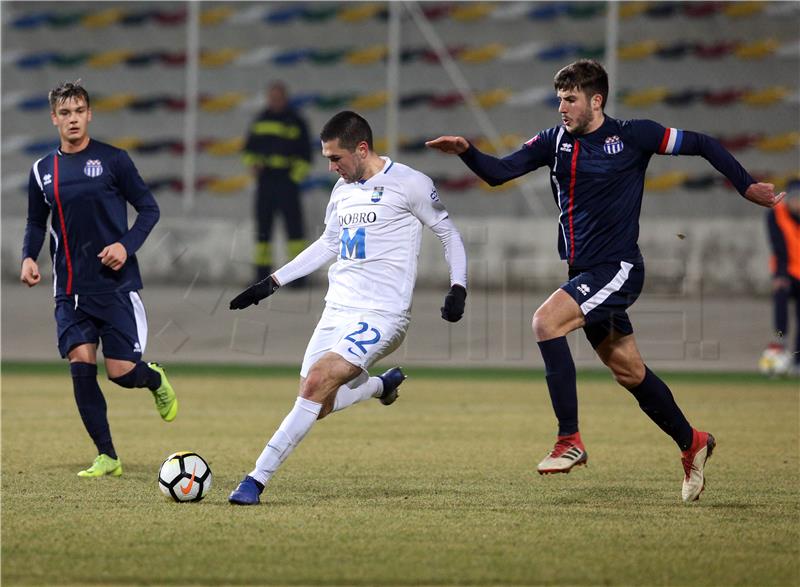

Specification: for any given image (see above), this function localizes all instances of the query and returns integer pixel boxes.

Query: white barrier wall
[2,215,772,294]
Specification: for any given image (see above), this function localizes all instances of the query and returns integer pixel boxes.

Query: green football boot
[147,362,178,422]
[77,454,123,478]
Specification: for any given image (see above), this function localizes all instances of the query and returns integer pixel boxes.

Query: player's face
[267,85,288,112]
[51,97,92,146]
[557,88,601,135]
[321,139,368,183]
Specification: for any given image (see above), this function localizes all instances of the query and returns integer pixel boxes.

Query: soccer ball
[158,451,212,502]
[758,346,792,377]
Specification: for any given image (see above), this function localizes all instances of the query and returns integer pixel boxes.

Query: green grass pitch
[2,363,798,586]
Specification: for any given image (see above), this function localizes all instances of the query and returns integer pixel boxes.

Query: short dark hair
[320,111,373,151]
[268,80,287,93]
[49,80,90,111]
[554,59,608,110]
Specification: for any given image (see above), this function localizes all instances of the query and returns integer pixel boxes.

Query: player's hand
[229,275,280,310]
[425,136,470,155]
[98,242,128,271]
[745,183,786,208]
[441,284,467,322]
[20,257,41,287]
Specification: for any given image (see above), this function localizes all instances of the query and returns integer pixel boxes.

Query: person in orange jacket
[764,192,800,375]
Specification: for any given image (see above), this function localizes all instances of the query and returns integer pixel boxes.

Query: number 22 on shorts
[344,321,381,357]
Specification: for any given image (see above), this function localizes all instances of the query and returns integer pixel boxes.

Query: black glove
[440,284,467,322]
[229,276,280,310]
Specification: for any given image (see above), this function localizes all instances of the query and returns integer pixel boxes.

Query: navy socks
[537,335,694,450]
[110,361,161,391]
[70,362,116,459]
[537,337,579,436]
[628,367,693,451]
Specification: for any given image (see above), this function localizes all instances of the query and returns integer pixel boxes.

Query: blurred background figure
[761,193,800,377]
[243,81,311,283]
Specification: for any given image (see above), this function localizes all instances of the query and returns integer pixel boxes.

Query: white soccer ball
[158,452,212,502]
[758,347,792,377]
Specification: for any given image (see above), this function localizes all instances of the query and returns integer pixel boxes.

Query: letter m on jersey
[340,227,366,259]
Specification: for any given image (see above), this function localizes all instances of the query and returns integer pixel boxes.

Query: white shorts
[300,304,410,377]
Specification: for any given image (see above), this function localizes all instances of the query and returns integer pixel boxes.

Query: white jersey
[320,157,448,315]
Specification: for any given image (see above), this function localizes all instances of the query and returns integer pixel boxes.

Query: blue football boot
[377,367,406,406]
[228,475,264,505]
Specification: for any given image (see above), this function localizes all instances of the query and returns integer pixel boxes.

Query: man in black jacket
[244,81,312,282]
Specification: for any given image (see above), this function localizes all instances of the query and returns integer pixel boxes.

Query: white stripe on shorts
[129,291,148,354]
[579,261,633,316]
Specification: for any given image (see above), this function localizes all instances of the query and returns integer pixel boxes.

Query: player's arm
[426,134,549,187]
[21,167,49,287]
[102,150,160,271]
[631,120,786,208]
[229,199,340,310]
[274,238,337,286]
[407,174,468,322]
[229,239,337,310]
[430,217,468,322]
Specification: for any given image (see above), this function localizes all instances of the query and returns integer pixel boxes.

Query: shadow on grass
[704,500,759,510]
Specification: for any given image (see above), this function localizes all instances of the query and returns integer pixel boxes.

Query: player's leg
[229,352,361,505]
[764,277,793,370]
[772,279,790,341]
[295,307,408,418]
[258,352,361,477]
[323,310,410,415]
[532,288,586,474]
[100,292,177,421]
[106,358,176,421]
[229,309,408,504]
[791,278,800,372]
[594,330,714,502]
[254,179,275,283]
[595,332,693,446]
[319,367,405,417]
[56,295,121,477]
[68,343,122,477]
[537,261,650,474]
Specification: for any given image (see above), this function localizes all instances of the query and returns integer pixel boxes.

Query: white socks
[332,371,383,412]
[248,374,383,487]
[249,396,322,486]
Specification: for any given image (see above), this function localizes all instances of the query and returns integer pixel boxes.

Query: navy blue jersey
[459,117,756,267]
[23,139,159,295]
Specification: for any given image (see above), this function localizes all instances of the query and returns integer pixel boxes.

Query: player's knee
[531,309,555,340]
[300,368,331,403]
[300,370,322,397]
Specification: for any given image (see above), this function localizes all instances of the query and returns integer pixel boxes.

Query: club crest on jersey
[559,142,573,153]
[84,159,103,178]
[603,135,624,155]
[371,186,384,203]
[43,173,52,186]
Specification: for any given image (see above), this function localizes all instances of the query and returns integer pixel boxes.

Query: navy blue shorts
[54,292,148,361]
[561,261,645,349]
